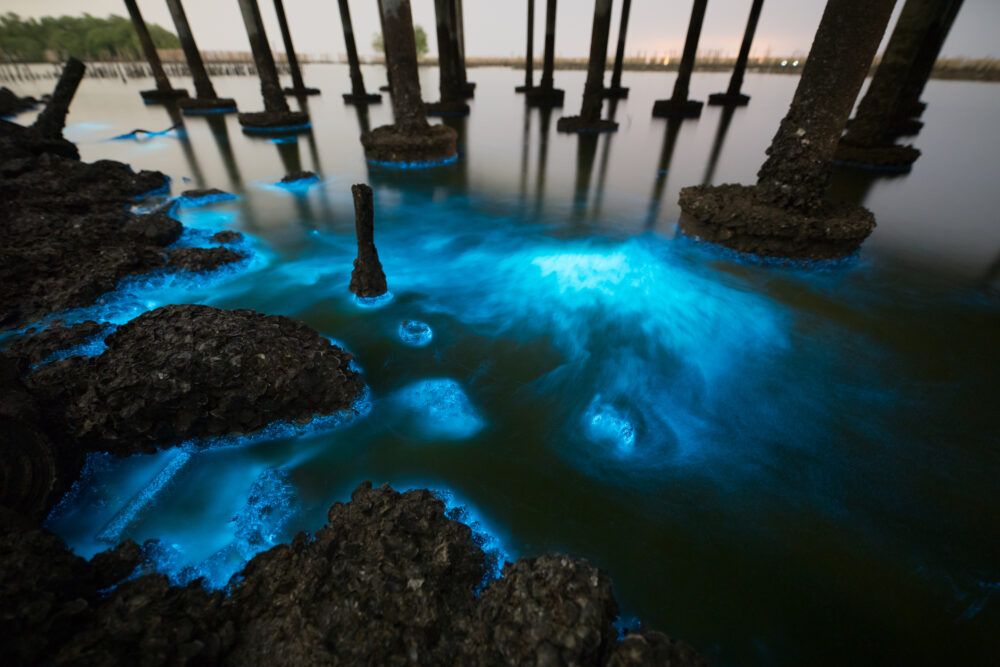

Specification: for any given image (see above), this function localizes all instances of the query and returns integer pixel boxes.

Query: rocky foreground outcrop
[1,483,705,667]
[0,122,246,330]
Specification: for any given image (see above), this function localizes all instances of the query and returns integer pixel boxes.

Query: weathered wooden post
[376,0,393,91]
[525,0,565,107]
[427,0,470,116]
[708,0,764,106]
[837,0,952,170]
[349,184,388,299]
[32,58,86,139]
[166,0,237,115]
[123,0,188,102]
[515,0,535,93]
[236,0,310,133]
[272,0,320,95]
[677,0,897,259]
[360,0,458,164]
[338,0,381,104]
[653,0,708,118]
[602,0,632,98]
[557,0,618,133]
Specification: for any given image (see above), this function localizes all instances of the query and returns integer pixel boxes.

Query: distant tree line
[0,13,179,62]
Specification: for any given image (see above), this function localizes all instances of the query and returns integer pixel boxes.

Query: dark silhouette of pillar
[653,0,708,118]
[339,0,381,103]
[837,0,951,170]
[557,0,617,133]
[708,0,763,106]
[701,104,735,184]
[534,105,554,215]
[602,0,632,98]
[273,0,320,95]
[32,58,85,139]
[677,0,897,260]
[360,0,457,164]
[427,0,470,116]
[349,184,388,299]
[167,0,237,115]
[236,0,309,132]
[123,0,187,102]
[893,0,963,123]
[515,0,535,92]
[376,0,393,91]
[592,99,621,217]
[525,0,564,107]
[453,0,475,97]
[645,118,683,229]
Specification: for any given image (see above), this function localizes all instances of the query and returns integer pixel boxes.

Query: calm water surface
[9,64,1000,665]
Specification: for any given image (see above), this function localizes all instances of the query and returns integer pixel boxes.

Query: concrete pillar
[525,0,564,106]
[166,0,237,114]
[349,184,388,299]
[677,0,897,260]
[603,0,632,99]
[653,0,708,118]
[838,0,951,169]
[339,0,381,103]
[237,0,310,132]
[123,0,187,102]
[453,0,475,96]
[427,0,470,116]
[515,0,535,92]
[708,0,763,106]
[273,0,319,95]
[892,0,963,124]
[360,0,458,164]
[32,58,85,138]
[557,0,617,133]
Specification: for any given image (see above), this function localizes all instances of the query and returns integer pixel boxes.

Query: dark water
[9,64,1000,665]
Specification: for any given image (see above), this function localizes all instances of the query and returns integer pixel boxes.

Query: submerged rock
[279,170,317,183]
[167,246,246,272]
[28,304,365,454]
[210,230,244,245]
[0,87,38,116]
[6,321,110,366]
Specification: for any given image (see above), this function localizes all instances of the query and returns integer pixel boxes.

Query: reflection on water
[8,64,1000,666]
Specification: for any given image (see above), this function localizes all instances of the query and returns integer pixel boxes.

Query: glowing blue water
[392,378,485,440]
[398,319,433,346]
[366,154,459,169]
[172,190,238,208]
[241,121,312,135]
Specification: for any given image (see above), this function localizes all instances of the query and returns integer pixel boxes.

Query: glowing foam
[394,378,484,440]
[583,396,637,456]
[173,191,239,209]
[353,291,394,309]
[367,154,458,169]
[398,320,433,346]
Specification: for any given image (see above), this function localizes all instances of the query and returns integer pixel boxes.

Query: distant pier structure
[557,0,618,134]
[652,0,709,118]
[272,0,320,95]
[515,0,535,93]
[122,0,187,103]
[165,0,238,115]
[708,0,764,106]
[525,0,565,107]
[338,0,382,104]
[602,0,633,99]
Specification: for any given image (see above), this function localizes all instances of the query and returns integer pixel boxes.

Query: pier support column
[677,0,896,259]
[166,0,237,115]
[236,0,309,134]
[376,0,393,91]
[557,0,618,133]
[525,0,565,107]
[453,0,475,97]
[32,58,85,139]
[837,0,953,171]
[653,0,708,118]
[339,0,381,104]
[273,0,320,95]
[427,0,470,116]
[602,0,632,99]
[361,0,457,164]
[708,0,763,106]
[889,0,963,134]
[123,0,187,103]
[515,0,535,92]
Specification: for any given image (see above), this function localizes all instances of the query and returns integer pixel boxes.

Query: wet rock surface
[0,125,177,330]
[678,183,876,260]
[361,123,457,163]
[6,321,110,366]
[0,87,38,116]
[211,230,244,244]
[27,304,365,454]
[167,246,246,272]
[1,483,704,666]
[280,169,318,183]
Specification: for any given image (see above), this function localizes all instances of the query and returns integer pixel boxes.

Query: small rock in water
[398,320,433,347]
[210,230,244,245]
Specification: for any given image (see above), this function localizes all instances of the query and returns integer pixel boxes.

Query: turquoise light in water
[583,396,637,456]
[367,154,458,169]
[172,190,239,209]
[398,320,433,346]
[353,291,395,309]
[393,378,485,440]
